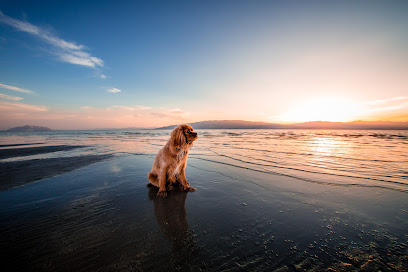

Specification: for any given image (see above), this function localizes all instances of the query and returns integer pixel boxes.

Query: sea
[1,129,407,193]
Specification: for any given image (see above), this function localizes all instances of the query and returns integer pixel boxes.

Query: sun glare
[278,97,361,123]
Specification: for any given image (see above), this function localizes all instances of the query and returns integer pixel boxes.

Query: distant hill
[6,125,52,132]
[156,120,408,130]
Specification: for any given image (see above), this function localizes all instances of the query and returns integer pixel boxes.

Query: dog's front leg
[179,164,196,192]
[167,173,176,191]
[157,168,167,197]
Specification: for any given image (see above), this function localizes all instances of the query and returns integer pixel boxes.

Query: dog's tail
[147,172,159,187]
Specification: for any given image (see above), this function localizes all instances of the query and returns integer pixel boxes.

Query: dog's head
[170,124,198,148]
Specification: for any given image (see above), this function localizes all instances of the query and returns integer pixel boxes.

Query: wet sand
[0,153,407,271]
[0,154,113,191]
[0,145,86,159]
[0,144,112,191]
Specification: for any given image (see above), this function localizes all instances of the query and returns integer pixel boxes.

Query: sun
[278,97,361,123]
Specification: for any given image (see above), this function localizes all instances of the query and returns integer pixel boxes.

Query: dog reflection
[148,186,198,261]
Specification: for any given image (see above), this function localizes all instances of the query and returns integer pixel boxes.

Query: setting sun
[277,97,361,123]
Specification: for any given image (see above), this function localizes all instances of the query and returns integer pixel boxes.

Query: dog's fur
[148,124,198,197]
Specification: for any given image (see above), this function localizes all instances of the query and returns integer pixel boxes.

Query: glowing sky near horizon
[0,0,407,129]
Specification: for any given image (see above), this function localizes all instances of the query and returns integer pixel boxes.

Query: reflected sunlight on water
[1,129,407,192]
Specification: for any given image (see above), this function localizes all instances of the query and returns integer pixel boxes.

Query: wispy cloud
[0,11,103,68]
[107,105,134,111]
[0,93,23,101]
[58,52,103,67]
[361,96,408,118]
[0,83,34,94]
[107,88,121,93]
[0,101,47,112]
[135,105,152,110]
[365,102,408,113]
[81,105,189,122]
[149,108,189,119]
[364,96,408,105]
[169,108,185,115]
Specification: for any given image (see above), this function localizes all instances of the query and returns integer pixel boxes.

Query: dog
[148,124,198,197]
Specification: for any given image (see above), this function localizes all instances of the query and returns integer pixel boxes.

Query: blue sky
[1,0,408,129]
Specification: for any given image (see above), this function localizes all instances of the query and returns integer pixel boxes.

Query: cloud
[0,11,40,35]
[81,104,189,122]
[149,108,189,119]
[363,96,408,112]
[107,88,121,93]
[0,83,34,94]
[0,11,103,68]
[149,112,167,118]
[0,93,23,101]
[135,105,152,110]
[58,52,103,67]
[100,74,107,79]
[358,96,408,121]
[365,102,408,113]
[103,105,152,111]
[0,101,47,112]
[107,105,134,111]
[169,108,185,114]
[364,96,408,106]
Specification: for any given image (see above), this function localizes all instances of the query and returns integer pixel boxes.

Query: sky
[0,0,408,129]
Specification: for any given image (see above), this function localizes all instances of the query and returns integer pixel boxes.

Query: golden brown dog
[148,124,198,197]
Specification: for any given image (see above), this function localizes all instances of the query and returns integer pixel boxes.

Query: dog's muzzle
[187,132,198,144]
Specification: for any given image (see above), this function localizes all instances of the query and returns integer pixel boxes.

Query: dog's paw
[157,191,167,197]
[186,187,197,192]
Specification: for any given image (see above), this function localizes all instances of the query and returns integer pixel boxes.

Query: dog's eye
[187,130,190,133]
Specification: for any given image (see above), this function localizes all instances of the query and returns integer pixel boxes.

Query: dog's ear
[171,125,185,148]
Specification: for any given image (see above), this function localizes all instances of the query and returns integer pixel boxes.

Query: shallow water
[1,129,407,192]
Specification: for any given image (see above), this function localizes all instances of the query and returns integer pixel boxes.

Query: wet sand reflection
[148,186,199,265]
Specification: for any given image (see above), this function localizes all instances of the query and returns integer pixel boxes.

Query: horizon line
[3,119,408,131]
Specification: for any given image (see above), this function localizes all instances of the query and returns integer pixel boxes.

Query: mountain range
[6,125,52,132]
